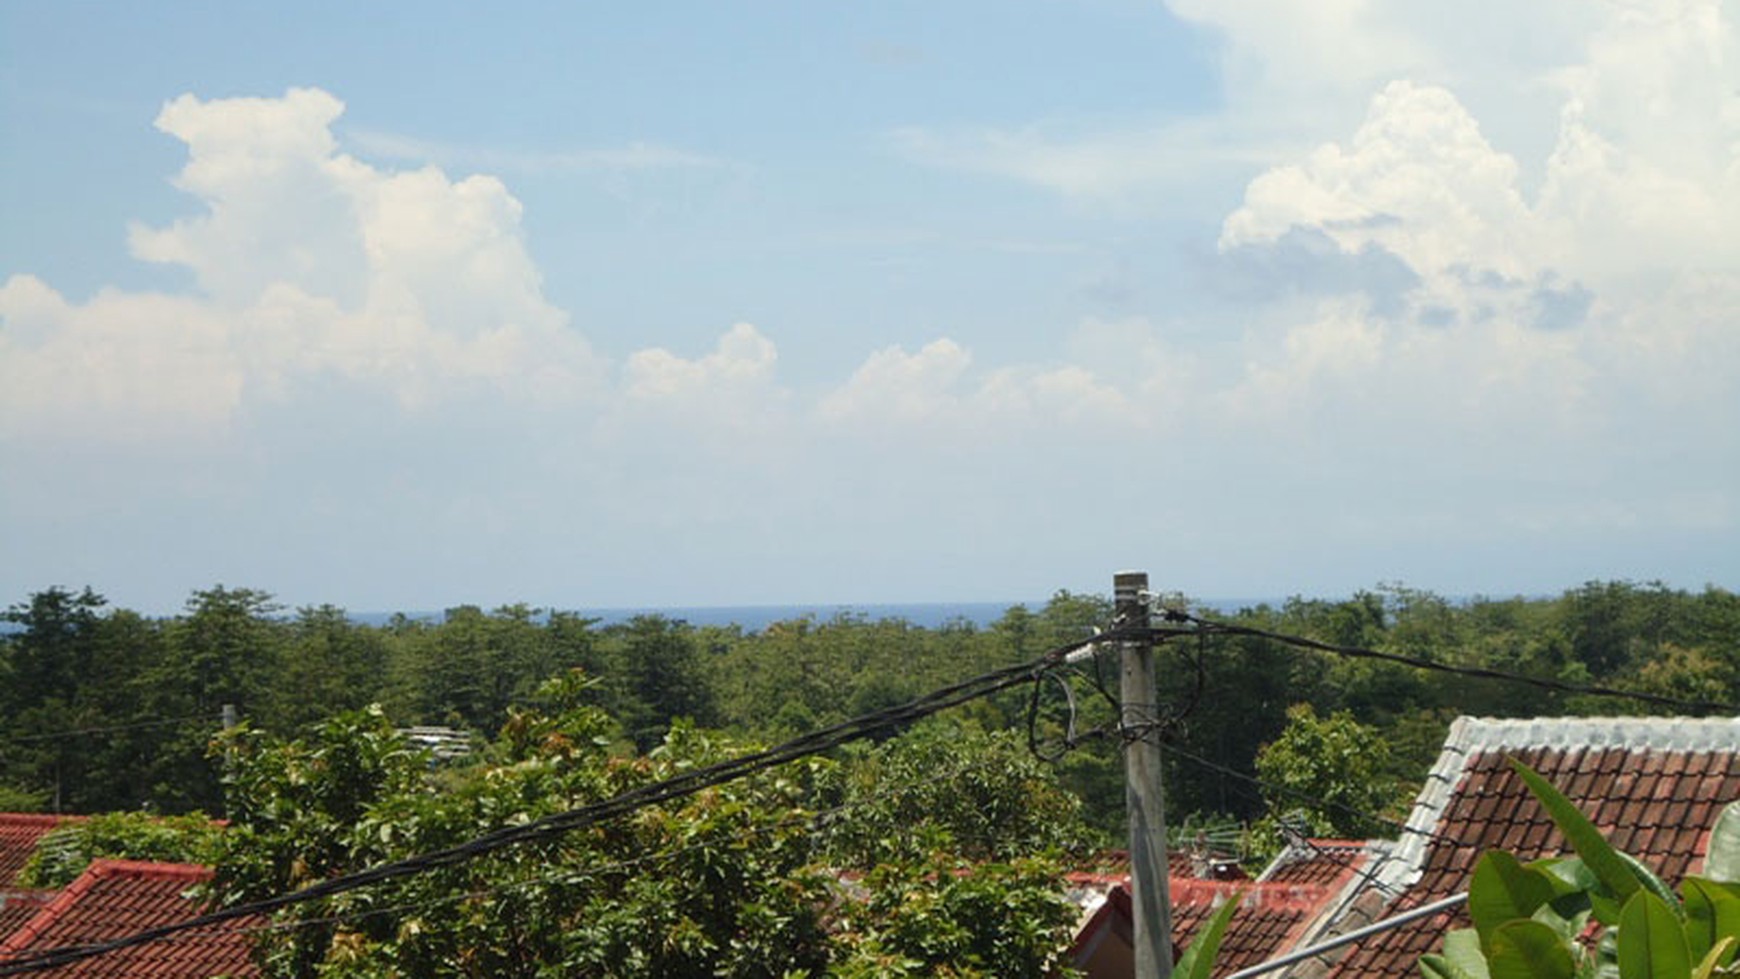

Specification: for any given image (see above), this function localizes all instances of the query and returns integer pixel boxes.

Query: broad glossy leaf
[1616,850,1682,918]
[1532,856,1595,898]
[1681,878,1740,965]
[1588,891,1622,930]
[1536,856,1600,922]
[1509,759,1638,911]
[1488,919,1577,979]
[1617,890,1691,979]
[1442,928,1493,979]
[1530,901,1590,945]
[1473,851,1561,946]
[1704,802,1740,884]
[1423,951,1487,979]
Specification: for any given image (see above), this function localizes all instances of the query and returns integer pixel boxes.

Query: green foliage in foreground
[202,678,1086,978]
[17,811,223,888]
[1419,761,1740,979]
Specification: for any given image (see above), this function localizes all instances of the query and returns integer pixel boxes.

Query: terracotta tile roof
[0,891,56,944]
[0,860,260,977]
[1306,716,1740,979]
[1073,849,1202,877]
[1260,840,1376,887]
[1069,848,1256,888]
[1071,845,1371,978]
[0,815,86,887]
[1175,880,1321,976]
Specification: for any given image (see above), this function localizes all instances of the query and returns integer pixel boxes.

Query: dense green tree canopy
[1249,703,1400,858]
[203,678,1085,977]
[1,578,1734,860]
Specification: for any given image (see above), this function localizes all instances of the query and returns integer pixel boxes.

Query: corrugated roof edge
[1445,716,1740,753]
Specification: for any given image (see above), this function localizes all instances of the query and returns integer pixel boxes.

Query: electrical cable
[1158,738,1477,858]
[1170,612,1740,716]
[1173,630,1207,729]
[0,628,1138,976]
[1290,835,1402,898]
[1026,667,1081,762]
[1028,625,1203,760]
[3,715,216,745]
[1159,742,1406,898]
[85,743,1016,955]
[21,600,1699,973]
[1021,607,1572,862]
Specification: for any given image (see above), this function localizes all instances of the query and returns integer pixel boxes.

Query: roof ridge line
[1453,715,1740,752]
[0,858,107,957]
[81,858,214,881]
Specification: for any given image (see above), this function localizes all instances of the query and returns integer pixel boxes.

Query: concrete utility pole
[1118,570,1174,979]
[221,704,238,820]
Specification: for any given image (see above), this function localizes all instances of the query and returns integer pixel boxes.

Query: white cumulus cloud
[0,275,242,442]
[1220,81,1536,283]
[610,322,795,452]
[818,336,1131,444]
[1,87,602,443]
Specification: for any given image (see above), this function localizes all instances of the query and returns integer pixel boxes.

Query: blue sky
[2,1,1737,614]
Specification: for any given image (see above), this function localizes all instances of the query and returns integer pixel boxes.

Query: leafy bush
[1248,703,1403,863]
[19,811,222,888]
[830,855,1082,978]
[1419,760,1740,979]
[0,783,49,813]
[205,681,1093,977]
[815,722,1090,870]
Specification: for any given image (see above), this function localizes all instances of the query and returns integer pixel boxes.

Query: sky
[2,1,1737,615]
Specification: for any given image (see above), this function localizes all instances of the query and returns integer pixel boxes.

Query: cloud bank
[3,0,1737,608]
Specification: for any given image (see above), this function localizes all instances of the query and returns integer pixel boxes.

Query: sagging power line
[0,627,1138,976]
[3,715,216,745]
[1166,609,1740,716]
[4,579,1723,977]
[1158,738,1477,859]
[47,743,1023,959]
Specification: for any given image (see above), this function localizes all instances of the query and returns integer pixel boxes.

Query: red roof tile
[0,860,260,977]
[1073,843,1372,978]
[0,891,56,945]
[1076,878,1343,977]
[1260,841,1373,888]
[1076,848,1246,880]
[0,815,86,888]
[1316,717,1740,979]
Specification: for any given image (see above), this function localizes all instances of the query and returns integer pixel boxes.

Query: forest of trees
[3,580,1735,841]
[1,580,1736,974]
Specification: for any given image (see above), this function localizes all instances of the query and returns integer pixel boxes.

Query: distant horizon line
[341,596,1293,632]
[13,579,1697,626]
